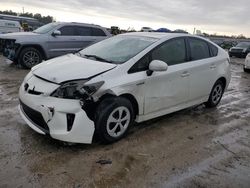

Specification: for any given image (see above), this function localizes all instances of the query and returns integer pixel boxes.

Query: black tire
[244,67,250,73]
[19,47,42,69]
[95,97,135,143]
[205,80,225,108]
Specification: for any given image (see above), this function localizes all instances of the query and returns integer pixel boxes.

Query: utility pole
[22,7,24,14]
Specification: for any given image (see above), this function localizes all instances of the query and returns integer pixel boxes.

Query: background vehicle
[110,26,120,35]
[155,28,171,33]
[0,22,111,68]
[141,27,153,32]
[244,53,250,72]
[172,29,188,34]
[0,13,41,30]
[229,42,250,58]
[0,19,22,34]
[19,33,231,144]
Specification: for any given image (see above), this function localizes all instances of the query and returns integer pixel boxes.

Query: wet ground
[0,55,250,188]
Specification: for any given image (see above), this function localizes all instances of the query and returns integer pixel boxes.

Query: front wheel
[19,47,42,69]
[205,80,225,108]
[95,97,135,143]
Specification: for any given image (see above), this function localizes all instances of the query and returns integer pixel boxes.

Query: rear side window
[58,26,75,36]
[92,28,106,36]
[209,43,218,57]
[151,38,186,66]
[75,26,91,36]
[189,38,210,61]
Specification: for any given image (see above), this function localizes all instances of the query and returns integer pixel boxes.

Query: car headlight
[51,80,104,99]
[243,48,248,53]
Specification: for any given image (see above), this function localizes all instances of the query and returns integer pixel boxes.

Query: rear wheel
[19,47,42,69]
[205,80,224,108]
[95,97,134,143]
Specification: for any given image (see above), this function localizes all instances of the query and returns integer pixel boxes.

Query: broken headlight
[51,80,104,100]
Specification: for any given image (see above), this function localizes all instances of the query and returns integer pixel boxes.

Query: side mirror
[52,30,61,37]
[147,60,168,76]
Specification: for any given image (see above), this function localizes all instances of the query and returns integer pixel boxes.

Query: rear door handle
[181,71,190,77]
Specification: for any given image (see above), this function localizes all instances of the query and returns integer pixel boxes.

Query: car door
[91,27,109,44]
[74,26,97,49]
[47,25,80,58]
[186,37,218,102]
[134,38,190,115]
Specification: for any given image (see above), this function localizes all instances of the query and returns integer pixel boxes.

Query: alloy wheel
[106,106,131,138]
[22,51,40,67]
[211,84,223,104]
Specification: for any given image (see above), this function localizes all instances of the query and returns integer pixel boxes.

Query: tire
[95,97,135,143]
[19,47,42,69]
[205,80,225,108]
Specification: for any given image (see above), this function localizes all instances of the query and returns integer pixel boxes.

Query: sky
[1,0,250,37]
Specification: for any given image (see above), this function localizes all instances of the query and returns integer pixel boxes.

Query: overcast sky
[1,0,250,36]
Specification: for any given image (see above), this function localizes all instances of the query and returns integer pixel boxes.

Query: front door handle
[210,64,216,69]
[181,71,190,77]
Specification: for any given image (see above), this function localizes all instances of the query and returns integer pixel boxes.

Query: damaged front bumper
[18,74,95,144]
[0,38,20,61]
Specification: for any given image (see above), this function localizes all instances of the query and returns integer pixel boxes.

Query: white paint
[19,33,231,143]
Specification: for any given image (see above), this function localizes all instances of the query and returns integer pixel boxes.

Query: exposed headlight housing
[51,80,104,99]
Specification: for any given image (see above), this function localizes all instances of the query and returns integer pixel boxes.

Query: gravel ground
[0,55,250,188]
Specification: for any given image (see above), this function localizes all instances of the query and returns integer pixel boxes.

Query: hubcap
[107,106,131,138]
[212,84,223,104]
[23,51,40,67]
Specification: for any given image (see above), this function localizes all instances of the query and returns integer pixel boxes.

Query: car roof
[56,22,102,28]
[121,32,191,39]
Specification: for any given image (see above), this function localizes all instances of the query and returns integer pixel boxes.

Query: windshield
[79,35,158,64]
[33,22,60,34]
[236,42,250,48]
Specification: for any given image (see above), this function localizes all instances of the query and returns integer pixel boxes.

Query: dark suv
[0,22,111,68]
[229,42,250,58]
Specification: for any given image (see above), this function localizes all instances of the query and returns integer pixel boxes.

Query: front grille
[20,100,50,134]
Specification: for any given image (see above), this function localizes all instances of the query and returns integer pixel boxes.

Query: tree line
[0,10,54,24]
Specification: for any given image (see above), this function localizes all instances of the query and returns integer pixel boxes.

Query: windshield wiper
[83,54,117,64]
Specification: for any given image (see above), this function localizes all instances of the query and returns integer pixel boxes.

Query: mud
[0,55,249,188]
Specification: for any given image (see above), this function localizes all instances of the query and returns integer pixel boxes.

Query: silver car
[0,22,111,68]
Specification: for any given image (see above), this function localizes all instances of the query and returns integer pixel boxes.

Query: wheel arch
[97,92,139,116]
[217,77,227,89]
[18,44,47,60]
[119,93,139,116]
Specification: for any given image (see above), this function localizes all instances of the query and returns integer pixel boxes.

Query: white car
[0,19,23,34]
[19,32,231,144]
[244,53,250,72]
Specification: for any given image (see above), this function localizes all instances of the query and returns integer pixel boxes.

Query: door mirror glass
[52,30,61,36]
[149,60,168,72]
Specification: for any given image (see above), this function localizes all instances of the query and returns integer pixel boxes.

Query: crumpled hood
[32,54,117,84]
[0,32,40,40]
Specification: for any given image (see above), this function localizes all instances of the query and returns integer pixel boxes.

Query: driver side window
[128,38,187,74]
[151,38,186,66]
